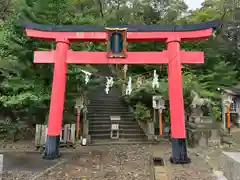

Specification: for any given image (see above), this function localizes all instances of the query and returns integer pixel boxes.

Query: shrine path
[1,143,216,180]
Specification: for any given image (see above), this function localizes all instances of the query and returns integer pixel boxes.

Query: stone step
[90,94,122,97]
[89,92,122,95]
[88,105,128,108]
[89,124,140,129]
[89,97,122,100]
[90,96,123,98]
[90,133,146,140]
[87,112,134,116]
[89,89,120,93]
[87,112,133,116]
[89,102,126,106]
[88,118,134,121]
[88,111,130,115]
[89,98,123,100]
[87,105,127,108]
[88,119,135,123]
[89,101,123,104]
[87,106,129,110]
[89,99,125,102]
[88,105,126,108]
[88,117,134,120]
[89,93,121,96]
[89,121,136,125]
[87,109,130,113]
[89,91,121,94]
[89,129,143,134]
[90,139,151,145]
[88,101,126,104]
[88,115,135,119]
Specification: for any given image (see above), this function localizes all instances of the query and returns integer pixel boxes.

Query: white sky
[184,0,204,10]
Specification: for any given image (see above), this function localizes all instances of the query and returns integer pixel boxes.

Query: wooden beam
[34,50,204,64]
[26,29,213,42]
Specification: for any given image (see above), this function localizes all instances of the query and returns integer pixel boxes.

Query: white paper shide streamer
[152,70,159,89]
[105,76,114,94]
[126,77,132,95]
[81,70,92,84]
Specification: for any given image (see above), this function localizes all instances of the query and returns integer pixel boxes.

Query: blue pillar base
[170,138,191,164]
[43,135,60,160]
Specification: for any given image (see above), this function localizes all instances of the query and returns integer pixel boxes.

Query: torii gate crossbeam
[24,21,220,164]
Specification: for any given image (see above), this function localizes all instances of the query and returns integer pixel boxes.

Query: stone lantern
[152,96,166,137]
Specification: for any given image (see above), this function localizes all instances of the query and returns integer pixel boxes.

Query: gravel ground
[37,144,152,180]
[0,142,217,180]
[2,171,39,180]
[151,144,216,180]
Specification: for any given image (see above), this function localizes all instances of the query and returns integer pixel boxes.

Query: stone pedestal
[83,118,89,137]
[236,114,240,127]
[208,129,221,146]
[86,135,91,145]
[147,122,155,141]
[186,120,221,148]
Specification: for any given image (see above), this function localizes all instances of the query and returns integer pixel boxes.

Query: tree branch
[97,0,104,18]
[0,0,11,20]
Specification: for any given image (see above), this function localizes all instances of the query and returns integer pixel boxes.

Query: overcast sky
[184,0,204,10]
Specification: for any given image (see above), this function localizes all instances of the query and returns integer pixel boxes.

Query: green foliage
[0,0,101,127]
[211,102,222,121]
[0,118,22,141]
[134,103,152,122]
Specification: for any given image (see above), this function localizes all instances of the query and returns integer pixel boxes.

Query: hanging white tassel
[81,70,92,84]
[152,70,159,89]
[126,77,132,95]
[109,77,114,87]
[105,76,114,94]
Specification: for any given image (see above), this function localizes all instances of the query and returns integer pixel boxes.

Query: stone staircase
[87,65,146,144]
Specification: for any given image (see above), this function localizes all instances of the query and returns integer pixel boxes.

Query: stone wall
[128,106,155,141]
[220,151,240,180]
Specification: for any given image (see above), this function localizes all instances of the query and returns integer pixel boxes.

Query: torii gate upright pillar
[167,37,189,163]
[43,38,69,159]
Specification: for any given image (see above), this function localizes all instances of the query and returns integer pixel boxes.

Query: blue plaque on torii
[105,27,127,58]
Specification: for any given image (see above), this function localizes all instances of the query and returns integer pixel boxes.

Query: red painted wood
[34,50,55,63]
[25,28,212,42]
[167,37,186,139]
[181,50,204,64]
[47,39,69,136]
[34,50,204,64]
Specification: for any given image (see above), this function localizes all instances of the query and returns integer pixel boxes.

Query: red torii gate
[24,21,220,164]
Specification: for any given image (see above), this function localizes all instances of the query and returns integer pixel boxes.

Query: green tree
[0,0,100,127]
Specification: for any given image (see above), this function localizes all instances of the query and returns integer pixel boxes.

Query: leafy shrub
[0,118,22,141]
[134,102,152,122]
